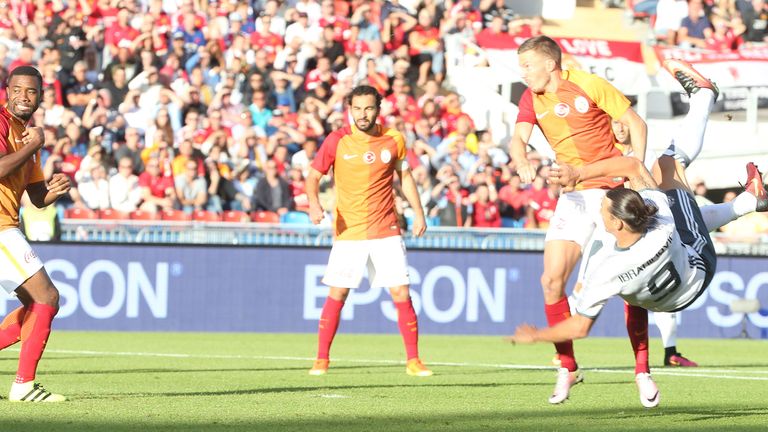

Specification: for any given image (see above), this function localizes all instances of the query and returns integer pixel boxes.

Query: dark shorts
[665,189,717,311]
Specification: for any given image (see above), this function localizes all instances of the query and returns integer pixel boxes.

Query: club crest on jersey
[363,151,376,164]
[380,149,392,163]
[554,103,570,118]
[574,96,589,114]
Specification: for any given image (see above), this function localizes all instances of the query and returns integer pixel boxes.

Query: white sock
[668,89,715,165]
[700,202,738,231]
[732,190,758,216]
[654,312,677,348]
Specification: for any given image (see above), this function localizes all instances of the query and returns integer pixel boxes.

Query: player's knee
[541,274,566,299]
[42,284,60,310]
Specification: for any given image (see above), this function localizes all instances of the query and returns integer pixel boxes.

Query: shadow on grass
[0,406,765,432]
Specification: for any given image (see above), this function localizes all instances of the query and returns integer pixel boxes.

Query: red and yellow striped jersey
[517,69,629,190]
[0,106,44,231]
[312,124,406,241]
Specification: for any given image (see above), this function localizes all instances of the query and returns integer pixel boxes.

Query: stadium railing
[57,219,768,255]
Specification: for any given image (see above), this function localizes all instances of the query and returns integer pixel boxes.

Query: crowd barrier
[3,243,765,339]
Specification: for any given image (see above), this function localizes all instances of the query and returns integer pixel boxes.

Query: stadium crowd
[4,0,767,233]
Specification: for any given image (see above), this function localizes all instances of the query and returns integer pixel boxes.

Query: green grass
[0,332,766,431]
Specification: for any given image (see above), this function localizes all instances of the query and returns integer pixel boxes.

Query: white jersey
[575,190,708,315]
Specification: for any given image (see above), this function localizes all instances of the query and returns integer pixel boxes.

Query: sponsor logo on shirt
[343,154,358,160]
[363,151,376,164]
[535,111,549,120]
[574,96,589,114]
[554,103,570,118]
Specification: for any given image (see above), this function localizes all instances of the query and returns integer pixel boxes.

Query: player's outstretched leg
[635,372,661,408]
[663,58,719,101]
[699,162,768,231]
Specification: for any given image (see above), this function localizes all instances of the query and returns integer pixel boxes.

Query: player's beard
[9,99,38,122]
[355,116,377,133]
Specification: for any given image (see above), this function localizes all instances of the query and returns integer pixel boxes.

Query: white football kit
[576,189,715,317]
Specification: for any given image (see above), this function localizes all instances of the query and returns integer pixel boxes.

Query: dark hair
[606,188,658,233]
[345,85,382,108]
[8,65,43,91]
[518,35,562,69]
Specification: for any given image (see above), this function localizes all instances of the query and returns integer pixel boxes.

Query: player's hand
[411,214,426,238]
[22,127,45,150]
[504,324,538,344]
[308,201,325,225]
[517,160,536,184]
[549,163,580,191]
[47,173,71,196]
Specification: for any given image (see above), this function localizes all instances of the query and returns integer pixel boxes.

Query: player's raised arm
[508,117,536,184]
[617,107,647,164]
[550,156,658,192]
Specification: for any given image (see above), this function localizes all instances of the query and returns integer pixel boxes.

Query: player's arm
[0,128,44,178]
[396,164,426,237]
[508,121,536,183]
[26,174,71,208]
[306,167,324,225]
[550,156,658,192]
[507,314,595,344]
[617,107,647,163]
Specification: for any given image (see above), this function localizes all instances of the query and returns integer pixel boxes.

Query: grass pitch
[0,332,766,431]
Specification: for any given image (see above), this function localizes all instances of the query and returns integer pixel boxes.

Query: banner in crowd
[1,244,765,339]
[486,37,650,95]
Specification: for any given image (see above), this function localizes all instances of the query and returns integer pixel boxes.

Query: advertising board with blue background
[3,244,765,339]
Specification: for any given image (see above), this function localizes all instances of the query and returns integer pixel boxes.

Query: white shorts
[0,228,44,294]
[545,189,607,251]
[322,235,410,289]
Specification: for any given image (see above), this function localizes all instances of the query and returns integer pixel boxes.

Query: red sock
[545,297,577,371]
[395,299,419,360]
[316,297,344,360]
[625,302,649,374]
[0,306,25,350]
[16,303,57,383]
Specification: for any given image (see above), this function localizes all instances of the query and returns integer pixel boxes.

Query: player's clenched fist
[21,127,45,150]
[308,202,325,225]
[47,173,71,196]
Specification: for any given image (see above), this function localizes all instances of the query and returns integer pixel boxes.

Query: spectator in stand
[253,159,293,216]
[481,0,518,28]
[440,91,474,135]
[737,0,768,43]
[251,14,284,63]
[288,167,309,213]
[102,66,129,111]
[114,127,145,175]
[677,0,713,48]
[652,0,690,45]
[175,159,208,214]
[476,14,517,50]
[109,157,143,213]
[77,162,111,211]
[104,6,139,62]
[498,171,529,226]
[706,13,745,50]
[720,190,768,235]
[470,174,502,228]
[138,157,177,213]
[65,61,97,117]
[409,8,444,86]
[526,173,560,229]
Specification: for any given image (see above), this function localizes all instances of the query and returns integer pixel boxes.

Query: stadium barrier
[2,242,765,339]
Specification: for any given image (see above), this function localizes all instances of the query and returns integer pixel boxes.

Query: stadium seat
[251,210,280,224]
[129,210,161,221]
[192,210,222,222]
[98,209,130,220]
[160,209,192,221]
[280,211,312,225]
[222,210,250,223]
[64,208,98,220]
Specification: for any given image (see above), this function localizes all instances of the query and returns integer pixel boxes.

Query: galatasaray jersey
[0,106,45,231]
[311,124,406,241]
[517,69,630,190]
[575,190,707,315]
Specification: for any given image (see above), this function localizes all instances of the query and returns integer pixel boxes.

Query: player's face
[350,94,379,133]
[7,75,41,121]
[611,120,629,145]
[518,50,553,94]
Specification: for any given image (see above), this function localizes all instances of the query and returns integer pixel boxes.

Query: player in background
[0,66,71,402]
[509,60,768,408]
[305,85,432,377]
[508,35,648,403]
